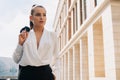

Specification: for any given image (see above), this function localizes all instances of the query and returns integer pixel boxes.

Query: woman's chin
[38,24,44,27]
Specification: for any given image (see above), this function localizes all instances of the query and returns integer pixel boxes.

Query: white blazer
[13,28,58,67]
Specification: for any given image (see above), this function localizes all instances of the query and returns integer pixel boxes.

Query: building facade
[53,0,120,80]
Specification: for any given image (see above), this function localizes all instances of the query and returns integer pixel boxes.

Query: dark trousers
[18,65,54,80]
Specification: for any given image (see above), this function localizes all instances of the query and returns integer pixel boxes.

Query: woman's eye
[43,14,46,16]
[35,13,46,17]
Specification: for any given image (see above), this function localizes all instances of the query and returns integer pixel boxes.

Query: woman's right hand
[19,30,28,46]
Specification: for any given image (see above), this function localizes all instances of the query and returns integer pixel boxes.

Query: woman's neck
[33,26,44,33]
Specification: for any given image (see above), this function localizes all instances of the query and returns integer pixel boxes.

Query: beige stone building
[53,0,120,80]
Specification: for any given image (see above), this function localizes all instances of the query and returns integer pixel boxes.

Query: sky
[0,0,59,57]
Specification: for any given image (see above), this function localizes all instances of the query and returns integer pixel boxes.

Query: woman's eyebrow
[35,12,46,14]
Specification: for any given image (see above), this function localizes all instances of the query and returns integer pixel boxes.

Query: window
[73,8,75,34]
[80,0,83,25]
[75,3,78,31]
[84,0,87,19]
[94,0,102,6]
[79,0,87,24]
[94,0,97,6]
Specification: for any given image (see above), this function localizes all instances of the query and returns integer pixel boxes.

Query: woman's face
[31,7,46,27]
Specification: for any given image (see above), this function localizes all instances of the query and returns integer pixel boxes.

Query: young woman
[13,4,58,80]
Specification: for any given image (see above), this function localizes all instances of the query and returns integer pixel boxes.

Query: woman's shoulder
[46,29,57,39]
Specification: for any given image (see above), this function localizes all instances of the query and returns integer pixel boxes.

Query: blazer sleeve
[54,33,59,61]
[13,44,23,64]
[51,33,59,71]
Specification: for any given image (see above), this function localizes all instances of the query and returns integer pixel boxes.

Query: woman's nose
[40,16,43,20]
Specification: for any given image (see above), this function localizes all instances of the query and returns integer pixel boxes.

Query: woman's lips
[39,21,44,23]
